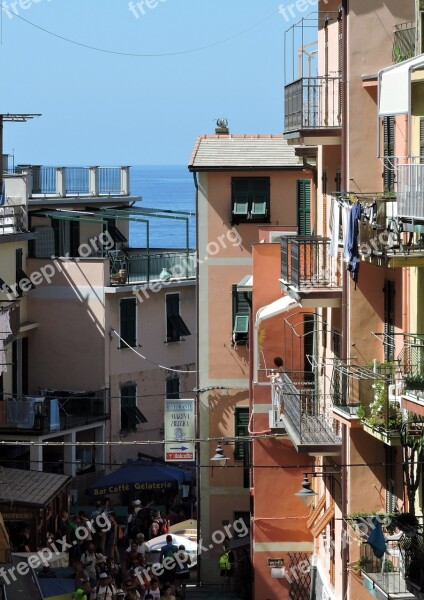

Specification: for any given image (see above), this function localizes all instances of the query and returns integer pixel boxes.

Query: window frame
[234,406,249,461]
[120,382,147,432]
[166,377,180,399]
[232,285,251,346]
[231,177,270,225]
[119,297,137,349]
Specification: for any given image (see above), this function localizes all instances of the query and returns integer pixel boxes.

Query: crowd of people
[70,496,193,600]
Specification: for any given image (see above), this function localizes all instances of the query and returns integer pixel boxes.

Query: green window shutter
[232,178,270,223]
[250,178,269,219]
[384,280,395,362]
[234,407,249,461]
[120,298,137,348]
[420,117,424,160]
[232,179,250,216]
[232,285,250,345]
[383,116,395,192]
[297,179,311,236]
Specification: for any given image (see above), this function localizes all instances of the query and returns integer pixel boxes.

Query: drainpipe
[341,3,349,600]
[192,170,201,587]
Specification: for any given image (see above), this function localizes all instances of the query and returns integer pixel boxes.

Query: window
[52,219,80,257]
[384,280,395,362]
[383,116,395,193]
[297,179,311,236]
[166,293,190,343]
[105,221,127,249]
[166,377,180,399]
[120,298,137,348]
[232,285,251,346]
[231,177,270,225]
[16,249,33,297]
[234,407,249,461]
[120,383,147,431]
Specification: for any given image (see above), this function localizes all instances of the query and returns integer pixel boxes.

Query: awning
[378,54,424,116]
[236,274,253,293]
[254,295,300,381]
[256,295,300,325]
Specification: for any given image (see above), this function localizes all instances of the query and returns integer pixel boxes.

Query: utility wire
[1,7,277,58]
[110,329,196,373]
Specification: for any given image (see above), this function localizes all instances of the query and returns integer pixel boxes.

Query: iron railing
[2,391,109,433]
[284,77,341,133]
[397,163,424,220]
[281,236,342,290]
[278,371,341,447]
[399,528,424,597]
[109,249,196,285]
[16,166,130,197]
[0,205,27,234]
[360,538,413,598]
[393,22,416,64]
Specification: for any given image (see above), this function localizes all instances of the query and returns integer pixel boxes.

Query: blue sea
[129,165,196,249]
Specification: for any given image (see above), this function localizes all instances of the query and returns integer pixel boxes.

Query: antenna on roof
[215,118,229,134]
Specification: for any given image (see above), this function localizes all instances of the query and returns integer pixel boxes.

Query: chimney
[215,118,229,134]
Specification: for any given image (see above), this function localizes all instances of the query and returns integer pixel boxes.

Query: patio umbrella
[87,459,192,496]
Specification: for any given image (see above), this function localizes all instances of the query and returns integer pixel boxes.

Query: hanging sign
[164,399,195,462]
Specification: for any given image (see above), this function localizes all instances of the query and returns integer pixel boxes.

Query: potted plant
[354,555,371,572]
[404,374,424,395]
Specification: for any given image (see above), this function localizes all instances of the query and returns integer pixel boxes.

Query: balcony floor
[363,572,415,599]
[281,413,342,454]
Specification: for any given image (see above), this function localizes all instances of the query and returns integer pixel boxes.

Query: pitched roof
[0,467,71,508]
[188,134,303,171]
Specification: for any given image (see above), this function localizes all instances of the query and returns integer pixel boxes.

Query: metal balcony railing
[16,165,130,197]
[284,76,342,133]
[109,249,196,285]
[277,371,341,449]
[397,163,424,220]
[281,236,342,291]
[360,539,413,598]
[393,22,416,64]
[0,205,27,235]
[2,391,109,433]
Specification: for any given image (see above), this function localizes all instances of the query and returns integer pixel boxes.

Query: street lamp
[295,474,318,506]
[210,443,229,467]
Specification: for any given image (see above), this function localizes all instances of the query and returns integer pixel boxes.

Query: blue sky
[0,0,308,166]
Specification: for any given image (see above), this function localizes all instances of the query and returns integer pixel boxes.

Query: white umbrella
[145,533,197,567]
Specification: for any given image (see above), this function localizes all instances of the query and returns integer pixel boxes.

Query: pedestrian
[218,540,235,591]
[159,535,178,583]
[106,512,120,562]
[95,572,116,600]
[160,583,175,600]
[74,578,91,600]
[143,578,160,599]
[81,542,103,588]
[174,545,190,599]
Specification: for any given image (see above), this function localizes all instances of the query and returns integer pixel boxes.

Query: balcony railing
[393,22,416,64]
[0,205,27,235]
[281,236,342,292]
[284,77,342,133]
[397,163,424,220]
[277,371,341,451]
[109,249,196,285]
[360,538,414,598]
[2,390,109,434]
[14,166,130,198]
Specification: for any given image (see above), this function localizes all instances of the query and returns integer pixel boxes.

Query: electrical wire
[110,329,196,373]
[1,7,278,58]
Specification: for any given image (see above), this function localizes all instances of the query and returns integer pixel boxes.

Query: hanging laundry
[329,198,340,257]
[342,204,351,263]
[347,202,362,286]
[366,517,386,558]
[0,309,12,375]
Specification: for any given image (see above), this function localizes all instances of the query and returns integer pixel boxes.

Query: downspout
[341,3,349,600]
[192,170,201,587]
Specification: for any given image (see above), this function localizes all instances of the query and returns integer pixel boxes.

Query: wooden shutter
[338,10,343,122]
[384,280,395,362]
[166,377,180,399]
[297,179,311,236]
[304,315,315,379]
[420,117,424,160]
[121,383,136,431]
[383,116,395,192]
[120,298,136,348]
[234,407,249,460]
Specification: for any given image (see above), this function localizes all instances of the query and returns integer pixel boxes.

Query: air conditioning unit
[268,230,297,243]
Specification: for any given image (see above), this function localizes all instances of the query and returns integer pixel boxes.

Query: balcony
[13,166,131,199]
[0,390,109,435]
[108,248,196,286]
[280,236,342,306]
[360,538,415,599]
[393,22,416,64]
[277,371,341,453]
[284,77,342,139]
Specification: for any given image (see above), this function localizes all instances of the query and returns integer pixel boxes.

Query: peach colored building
[0,154,196,503]
[189,132,315,591]
[281,1,424,600]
